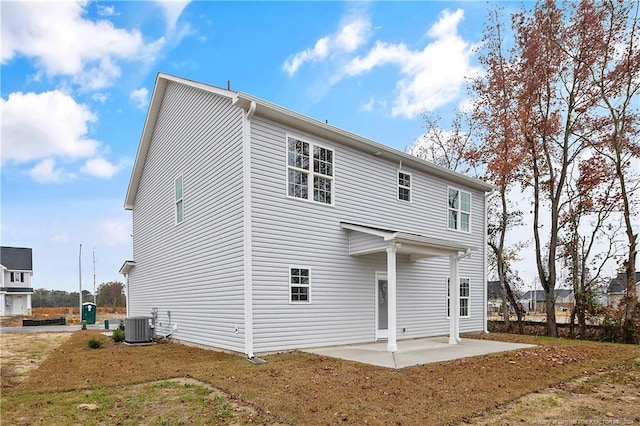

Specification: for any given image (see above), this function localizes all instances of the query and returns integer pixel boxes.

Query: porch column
[386,244,398,352]
[449,254,460,344]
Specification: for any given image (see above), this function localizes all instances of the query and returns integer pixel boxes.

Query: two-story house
[121,73,494,359]
[1,246,34,316]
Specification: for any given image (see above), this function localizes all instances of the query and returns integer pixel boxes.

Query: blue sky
[1,1,512,293]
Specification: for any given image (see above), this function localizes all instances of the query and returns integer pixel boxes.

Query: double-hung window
[175,175,184,224]
[398,171,411,202]
[287,136,334,205]
[448,188,470,232]
[290,268,310,303]
[11,272,23,283]
[447,277,470,317]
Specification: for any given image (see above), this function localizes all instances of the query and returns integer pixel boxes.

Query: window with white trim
[448,188,470,232]
[398,171,411,202]
[290,268,310,302]
[11,272,23,283]
[175,175,184,224]
[447,277,470,317]
[287,136,333,204]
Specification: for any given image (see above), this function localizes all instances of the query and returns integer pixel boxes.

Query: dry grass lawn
[1,331,639,425]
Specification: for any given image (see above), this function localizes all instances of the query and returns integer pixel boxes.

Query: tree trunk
[545,293,557,337]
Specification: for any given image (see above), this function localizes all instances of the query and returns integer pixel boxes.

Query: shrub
[112,328,125,343]
[86,336,103,349]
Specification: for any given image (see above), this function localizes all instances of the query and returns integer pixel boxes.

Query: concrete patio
[303,336,535,369]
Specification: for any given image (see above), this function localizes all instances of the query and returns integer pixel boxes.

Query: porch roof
[340,222,478,260]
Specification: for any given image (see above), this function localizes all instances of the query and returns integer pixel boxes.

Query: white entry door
[375,272,388,340]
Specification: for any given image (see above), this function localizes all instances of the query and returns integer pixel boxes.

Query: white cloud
[28,159,73,183]
[283,12,372,76]
[130,87,149,109]
[92,92,110,103]
[1,1,164,90]
[98,218,131,246]
[155,0,191,31]
[96,5,119,17]
[284,37,331,76]
[361,96,376,112]
[79,157,120,179]
[360,96,387,112]
[343,9,479,118]
[1,91,99,164]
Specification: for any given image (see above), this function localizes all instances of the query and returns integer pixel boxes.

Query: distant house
[487,280,501,312]
[607,272,640,307]
[120,73,495,358]
[519,289,574,313]
[0,247,34,316]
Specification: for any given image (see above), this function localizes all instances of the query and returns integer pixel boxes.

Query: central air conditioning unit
[124,316,153,344]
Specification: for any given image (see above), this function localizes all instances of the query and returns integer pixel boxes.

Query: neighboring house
[0,247,34,316]
[487,280,501,312]
[520,289,574,313]
[120,73,494,358]
[486,280,525,314]
[607,272,640,307]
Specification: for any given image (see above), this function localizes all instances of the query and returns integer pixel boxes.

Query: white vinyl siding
[448,188,471,232]
[398,171,411,202]
[286,135,334,205]
[175,175,184,224]
[250,115,486,352]
[128,81,245,353]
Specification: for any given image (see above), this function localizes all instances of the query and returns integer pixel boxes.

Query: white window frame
[175,175,184,225]
[286,134,334,206]
[447,187,471,232]
[397,170,412,202]
[447,277,471,318]
[289,267,311,304]
[11,272,23,283]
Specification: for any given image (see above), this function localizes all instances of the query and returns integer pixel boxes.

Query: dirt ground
[0,332,72,388]
[1,331,639,425]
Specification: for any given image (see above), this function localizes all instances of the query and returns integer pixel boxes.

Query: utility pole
[79,244,82,319]
[93,249,96,304]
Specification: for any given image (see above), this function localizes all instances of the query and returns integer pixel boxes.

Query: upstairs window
[11,272,23,283]
[290,267,310,303]
[287,136,334,205]
[175,175,184,224]
[398,171,411,202]
[448,188,470,232]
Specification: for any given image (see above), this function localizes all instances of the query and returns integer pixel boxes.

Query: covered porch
[341,222,479,352]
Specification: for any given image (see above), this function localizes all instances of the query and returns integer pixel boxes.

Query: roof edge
[234,92,496,193]
[123,73,236,210]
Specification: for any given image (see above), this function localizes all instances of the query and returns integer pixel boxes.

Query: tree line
[32,282,126,308]
[411,0,639,342]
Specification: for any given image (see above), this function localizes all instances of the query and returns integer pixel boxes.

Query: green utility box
[82,302,97,325]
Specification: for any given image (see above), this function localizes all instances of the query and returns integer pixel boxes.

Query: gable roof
[0,246,33,271]
[124,73,495,209]
[487,280,501,298]
[521,289,574,301]
[607,272,640,294]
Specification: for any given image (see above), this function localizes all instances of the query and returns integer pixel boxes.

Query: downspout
[243,101,257,359]
[125,273,130,317]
